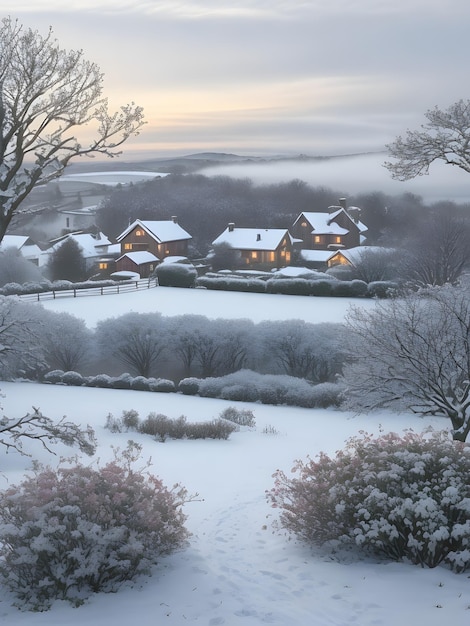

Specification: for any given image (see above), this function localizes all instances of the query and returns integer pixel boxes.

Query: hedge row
[42,369,343,409]
[43,371,176,392]
[196,276,398,298]
[0,278,122,296]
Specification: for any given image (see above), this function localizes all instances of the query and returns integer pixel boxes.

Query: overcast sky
[4,1,470,159]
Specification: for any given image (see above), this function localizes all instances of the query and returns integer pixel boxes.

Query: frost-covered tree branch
[341,285,470,441]
[0,408,96,457]
[384,99,470,181]
[0,17,145,243]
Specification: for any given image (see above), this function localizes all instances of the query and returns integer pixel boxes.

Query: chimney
[171,216,178,223]
[339,198,347,210]
[228,222,235,232]
[256,233,261,241]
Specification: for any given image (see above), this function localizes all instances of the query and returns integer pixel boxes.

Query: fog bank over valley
[200,153,470,204]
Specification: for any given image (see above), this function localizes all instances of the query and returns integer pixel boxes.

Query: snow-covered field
[1,288,468,625]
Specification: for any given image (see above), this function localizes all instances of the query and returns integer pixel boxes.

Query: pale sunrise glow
[3,1,470,158]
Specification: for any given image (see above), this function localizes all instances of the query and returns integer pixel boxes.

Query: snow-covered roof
[272,266,328,279]
[117,251,159,264]
[296,211,350,236]
[327,246,394,266]
[212,227,293,251]
[50,232,112,258]
[300,249,335,263]
[116,219,192,244]
[0,235,30,250]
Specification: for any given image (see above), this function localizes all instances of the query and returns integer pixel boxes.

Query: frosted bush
[219,406,256,428]
[268,429,470,571]
[0,444,190,610]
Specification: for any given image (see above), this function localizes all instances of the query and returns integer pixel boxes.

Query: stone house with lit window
[291,202,367,253]
[115,217,192,260]
[211,223,297,269]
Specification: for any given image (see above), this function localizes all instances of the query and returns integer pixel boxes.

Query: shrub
[148,378,176,393]
[139,413,188,442]
[61,371,84,386]
[130,376,151,391]
[86,374,113,388]
[268,430,470,571]
[184,419,236,440]
[178,378,200,395]
[367,281,399,298]
[110,373,133,389]
[156,263,197,288]
[220,384,260,403]
[0,444,190,610]
[121,409,140,431]
[219,406,256,428]
[43,369,65,384]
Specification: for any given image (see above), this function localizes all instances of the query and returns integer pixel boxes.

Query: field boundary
[18,278,158,302]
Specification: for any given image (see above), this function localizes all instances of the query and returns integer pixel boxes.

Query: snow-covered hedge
[268,430,470,571]
[43,371,176,393]
[0,444,190,610]
[0,279,121,296]
[156,263,197,288]
[178,370,343,408]
[196,276,267,292]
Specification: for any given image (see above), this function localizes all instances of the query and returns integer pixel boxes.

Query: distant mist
[200,153,470,204]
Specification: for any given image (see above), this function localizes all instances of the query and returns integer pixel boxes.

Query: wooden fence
[18,278,158,302]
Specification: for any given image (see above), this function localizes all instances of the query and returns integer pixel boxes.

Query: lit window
[99,262,108,270]
[124,243,133,250]
[269,252,275,262]
[251,251,258,259]
[335,236,342,244]
[135,229,144,236]
[301,221,308,227]
[314,235,321,244]
[280,249,286,257]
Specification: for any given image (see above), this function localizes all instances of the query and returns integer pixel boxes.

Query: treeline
[97,173,470,256]
[0,298,345,384]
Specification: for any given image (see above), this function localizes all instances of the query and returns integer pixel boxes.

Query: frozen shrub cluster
[268,429,470,571]
[0,444,190,610]
[0,279,120,296]
[196,276,267,293]
[105,410,237,442]
[180,370,342,408]
[43,371,176,393]
[219,406,256,428]
[155,263,197,288]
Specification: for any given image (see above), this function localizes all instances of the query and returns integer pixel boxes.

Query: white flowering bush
[0,444,190,610]
[268,430,470,571]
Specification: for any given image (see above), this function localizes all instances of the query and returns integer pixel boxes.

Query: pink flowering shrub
[0,444,190,610]
[268,430,470,571]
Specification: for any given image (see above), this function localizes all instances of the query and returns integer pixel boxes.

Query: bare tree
[341,285,470,441]
[384,99,470,181]
[96,313,167,378]
[399,208,470,286]
[0,17,144,243]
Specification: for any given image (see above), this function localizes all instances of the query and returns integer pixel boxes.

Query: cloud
[3,2,470,156]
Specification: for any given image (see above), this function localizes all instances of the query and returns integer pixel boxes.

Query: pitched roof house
[48,231,112,270]
[212,223,297,268]
[0,235,44,266]
[327,246,395,268]
[115,251,159,278]
[291,205,368,251]
[116,218,192,259]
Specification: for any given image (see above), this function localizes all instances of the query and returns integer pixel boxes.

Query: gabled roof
[116,219,192,244]
[50,232,112,258]
[0,235,31,250]
[117,251,159,264]
[327,246,394,266]
[212,227,294,251]
[294,208,368,235]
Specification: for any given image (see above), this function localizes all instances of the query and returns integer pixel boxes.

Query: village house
[48,231,112,272]
[114,251,159,278]
[326,246,395,269]
[0,234,45,266]
[116,218,192,258]
[291,199,368,253]
[212,223,298,269]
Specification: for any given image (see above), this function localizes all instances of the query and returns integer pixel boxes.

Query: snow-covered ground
[1,288,468,625]
[37,285,378,328]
